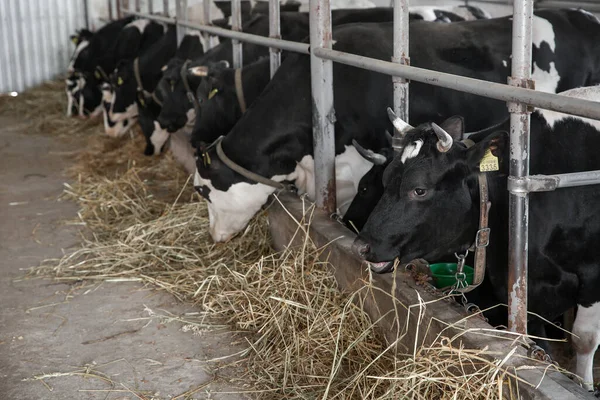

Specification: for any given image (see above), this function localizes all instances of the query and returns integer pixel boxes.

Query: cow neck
[234,68,247,113]
[214,136,294,191]
[180,60,201,110]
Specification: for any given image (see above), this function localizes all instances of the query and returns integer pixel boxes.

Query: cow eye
[413,188,427,197]
[360,186,367,195]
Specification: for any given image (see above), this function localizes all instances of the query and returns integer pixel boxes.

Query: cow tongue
[368,261,393,274]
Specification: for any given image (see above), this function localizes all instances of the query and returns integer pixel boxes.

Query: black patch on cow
[532,41,554,73]
[195,184,212,202]
[437,45,495,72]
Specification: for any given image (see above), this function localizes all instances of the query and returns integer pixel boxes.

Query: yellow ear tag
[202,152,211,166]
[71,37,79,44]
[480,148,499,172]
[94,71,101,79]
[208,88,219,100]
[117,77,123,86]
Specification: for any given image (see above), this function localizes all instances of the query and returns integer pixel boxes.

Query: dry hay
[25,83,566,399]
[0,78,102,136]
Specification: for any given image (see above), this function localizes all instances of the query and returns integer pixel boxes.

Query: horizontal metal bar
[123,9,175,24]
[178,20,310,54]
[122,10,309,54]
[509,171,600,193]
[313,47,600,121]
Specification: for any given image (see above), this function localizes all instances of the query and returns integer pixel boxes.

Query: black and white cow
[192,9,600,243]
[353,85,600,391]
[408,5,491,23]
[67,17,165,118]
[137,33,205,155]
[106,25,177,137]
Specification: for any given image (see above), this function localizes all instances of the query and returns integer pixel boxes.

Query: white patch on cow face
[536,85,600,130]
[68,40,89,73]
[194,171,277,243]
[531,15,560,93]
[126,18,150,33]
[150,121,170,155]
[572,302,600,391]
[400,139,424,163]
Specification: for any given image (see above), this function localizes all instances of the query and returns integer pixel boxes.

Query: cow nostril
[352,239,371,258]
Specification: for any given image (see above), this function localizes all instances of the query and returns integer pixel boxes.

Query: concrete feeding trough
[268,192,595,400]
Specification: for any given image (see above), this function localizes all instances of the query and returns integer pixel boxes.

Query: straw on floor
[23,79,561,399]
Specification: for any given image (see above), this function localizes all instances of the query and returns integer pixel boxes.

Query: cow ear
[439,115,464,141]
[70,34,79,45]
[188,66,209,77]
[467,131,508,172]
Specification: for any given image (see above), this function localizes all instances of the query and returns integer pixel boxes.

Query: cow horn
[352,139,388,165]
[432,122,453,152]
[384,130,393,146]
[387,107,413,135]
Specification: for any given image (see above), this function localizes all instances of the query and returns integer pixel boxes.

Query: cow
[344,118,511,232]
[136,33,206,154]
[192,9,600,243]
[352,85,600,392]
[67,18,165,118]
[106,25,177,137]
[190,57,271,148]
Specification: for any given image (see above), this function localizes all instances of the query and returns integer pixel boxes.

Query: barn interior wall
[0,0,87,94]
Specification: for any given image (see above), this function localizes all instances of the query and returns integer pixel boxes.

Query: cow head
[101,83,135,137]
[68,29,94,73]
[67,74,103,118]
[193,139,278,243]
[353,113,507,273]
[110,60,139,123]
[190,61,243,146]
[137,94,168,156]
[342,133,394,232]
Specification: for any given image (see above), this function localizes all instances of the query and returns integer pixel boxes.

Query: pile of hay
[0,79,101,136]
[24,81,553,399]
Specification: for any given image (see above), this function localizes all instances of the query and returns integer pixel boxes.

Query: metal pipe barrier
[269,0,281,77]
[507,0,534,335]
[310,0,336,214]
[176,0,187,44]
[232,0,243,68]
[114,0,600,335]
[392,0,409,123]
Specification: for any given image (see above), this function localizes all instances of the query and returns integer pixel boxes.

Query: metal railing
[109,0,600,334]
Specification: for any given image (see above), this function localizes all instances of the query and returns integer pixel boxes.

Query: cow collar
[134,57,152,108]
[234,68,247,113]
[213,136,295,191]
[180,60,201,110]
[454,138,491,293]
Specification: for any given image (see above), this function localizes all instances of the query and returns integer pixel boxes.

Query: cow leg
[572,302,600,391]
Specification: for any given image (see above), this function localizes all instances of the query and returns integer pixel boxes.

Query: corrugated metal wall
[0,0,87,93]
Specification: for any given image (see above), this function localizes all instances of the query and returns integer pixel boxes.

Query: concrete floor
[0,119,246,399]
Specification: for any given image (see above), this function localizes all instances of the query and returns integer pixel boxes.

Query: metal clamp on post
[508,175,560,194]
[507,77,535,113]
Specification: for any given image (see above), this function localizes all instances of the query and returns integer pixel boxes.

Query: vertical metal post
[163,0,169,15]
[507,0,534,334]
[392,0,409,123]
[116,0,122,19]
[310,0,336,213]
[108,0,113,21]
[148,0,153,14]
[135,0,140,12]
[176,0,188,45]
[269,0,281,77]
[231,0,243,68]
[202,0,213,49]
